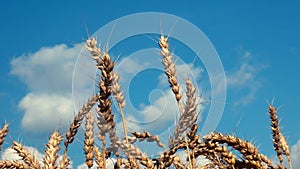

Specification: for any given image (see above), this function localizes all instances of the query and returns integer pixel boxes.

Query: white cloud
[19,93,74,132]
[10,44,82,93]
[227,63,257,88]
[10,43,82,133]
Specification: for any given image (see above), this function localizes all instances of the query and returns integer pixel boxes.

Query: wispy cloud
[10,44,82,133]
[291,139,300,168]
[226,50,266,107]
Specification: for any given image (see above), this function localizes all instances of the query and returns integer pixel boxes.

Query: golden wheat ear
[0,160,27,168]
[0,123,8,152]
[43,131,63,169]
[12,141,41,168]
[268,105,292,169]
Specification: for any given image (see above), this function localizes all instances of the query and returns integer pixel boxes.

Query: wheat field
[0,35,293,169]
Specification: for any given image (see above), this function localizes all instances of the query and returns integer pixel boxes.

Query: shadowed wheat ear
[0,123,8,151]
[43,131,63,169]
[159,34,182,111]
[269,105,292,169]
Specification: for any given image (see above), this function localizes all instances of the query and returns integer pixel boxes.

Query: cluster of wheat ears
[0,34,294,169]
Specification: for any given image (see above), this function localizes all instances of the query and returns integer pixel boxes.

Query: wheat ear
[43,131,63,169]
[94,146,104,169]
[64,95,98,151]
[60,95,97,169]
[12,141,41,169]
[269,105,292,169]
[159,35,182,110]
[0,160,27,168]
[203,132,273,168]
[112,72,128,142]
[86,38,116,137]
[0,123,8,151]
[116,139,155,169]
[132,131,167,151]
[84,111,95,168]
[171,79,198,148]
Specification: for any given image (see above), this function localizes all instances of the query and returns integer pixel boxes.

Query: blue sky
[1,1,300,168]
